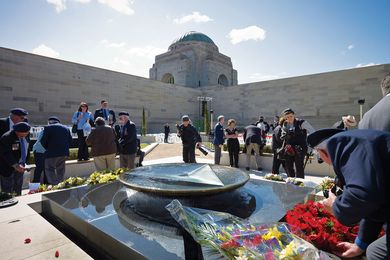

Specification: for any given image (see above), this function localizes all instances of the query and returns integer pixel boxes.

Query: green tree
[141,107,147,136]
[203,102,210,134]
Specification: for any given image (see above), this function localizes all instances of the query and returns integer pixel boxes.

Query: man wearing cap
[276,108,315,178]
[333,115,357,130]
[308,129,390,259]
[40,117,72,185]
[176,115,202,163]
[0,108,29,137]
[359,73,390,132]
[213,115,225,165]
[94,100,116,127]
[0,122,30,195]
[116,112,137,169]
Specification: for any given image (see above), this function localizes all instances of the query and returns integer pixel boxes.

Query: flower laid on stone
[24,238,31,244]
[285,200,361,253]
[264,173,285,182]
[27,168,128,195]
[285,177,305,187]
[55,250,59,258]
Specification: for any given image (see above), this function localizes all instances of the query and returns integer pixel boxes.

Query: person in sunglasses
[307,128,390,259]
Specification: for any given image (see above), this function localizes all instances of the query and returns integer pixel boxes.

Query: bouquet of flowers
[264,173,285,182]
[285,178,304,187]
[285,200,359,253]
[166,200,318,259]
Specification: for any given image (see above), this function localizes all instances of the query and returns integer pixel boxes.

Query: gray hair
[381,73,390,96]
[217,115,224,122]
[95,117,106,126]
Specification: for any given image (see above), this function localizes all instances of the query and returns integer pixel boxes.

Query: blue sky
[1,0,389,83]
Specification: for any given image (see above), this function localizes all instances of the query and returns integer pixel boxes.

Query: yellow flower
[263,226,283,241]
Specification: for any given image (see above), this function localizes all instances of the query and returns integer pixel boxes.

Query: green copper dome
[169,31,216,50]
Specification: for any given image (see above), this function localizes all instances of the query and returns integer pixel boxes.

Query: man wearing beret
[176,115,202,163]
[116,112,137,169]
[308,128,390,259]
[0,108,29,137]
[0,122,30,195]
[40,117,72,185]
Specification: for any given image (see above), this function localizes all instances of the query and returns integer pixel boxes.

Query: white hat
[342,115,357,127]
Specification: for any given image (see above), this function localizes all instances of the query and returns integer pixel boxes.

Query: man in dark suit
[94,100,116,126]
[359,73,390,132]
[117,111,137,169]
[0,108,28,137]
[0,122,30,195]
[164,123,170,143]
[243,124,263,171]
[40,117,72,185]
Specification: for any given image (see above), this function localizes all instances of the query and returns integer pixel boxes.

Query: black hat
[307,128,344,148]
[181,115,190,121]
[13,122,31,132]
[281,108,294,116]
[48,116,60,123]
[10,108,28,116]
[118,111,129,116]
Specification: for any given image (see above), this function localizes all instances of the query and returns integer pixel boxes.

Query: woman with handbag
[72,102,94,161]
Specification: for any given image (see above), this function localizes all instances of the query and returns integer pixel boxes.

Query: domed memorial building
[149,31,238,88]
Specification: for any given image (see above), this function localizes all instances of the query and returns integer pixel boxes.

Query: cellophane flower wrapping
[166,200,319,259]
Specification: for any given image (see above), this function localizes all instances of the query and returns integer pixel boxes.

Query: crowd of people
[0,100,144,195]
[0,71,389,258]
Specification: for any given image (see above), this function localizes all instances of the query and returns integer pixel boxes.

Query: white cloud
[126,45,165,59]
[248,72,288,82]
[47,0,67,13]
[74,0,91,3]
[173,11,213,24]
[347,44,354,50]
[114,57,129,66]
[32,44,60,58]
[227,25,266,44]
[356,62,377,68]
[98,0,135,15]
[101,39,126,48]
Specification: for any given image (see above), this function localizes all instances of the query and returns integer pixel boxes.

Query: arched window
[162,73,174,84]
[218,74,229,86]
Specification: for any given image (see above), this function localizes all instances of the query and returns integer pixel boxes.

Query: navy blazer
[118,121,137,155]
[243,125,262,145]
[41,124,72,158]
[327,130,390,250]
[0,130,22,177]
[94,108,116,125]
[213,123,224,145]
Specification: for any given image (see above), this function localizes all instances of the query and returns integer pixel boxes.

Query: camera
[357,98,365,105]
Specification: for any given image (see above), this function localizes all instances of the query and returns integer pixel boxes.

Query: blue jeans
[0,171,24,195]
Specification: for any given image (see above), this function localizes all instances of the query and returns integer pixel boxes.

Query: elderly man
[116,111,137,169]
[86,117,117,171]
[40,117,72,185]
[0,122,30,195]
[213,115,225,165]
[0,108,28,137]
[359,73,390,131]
[308,128,390,259]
